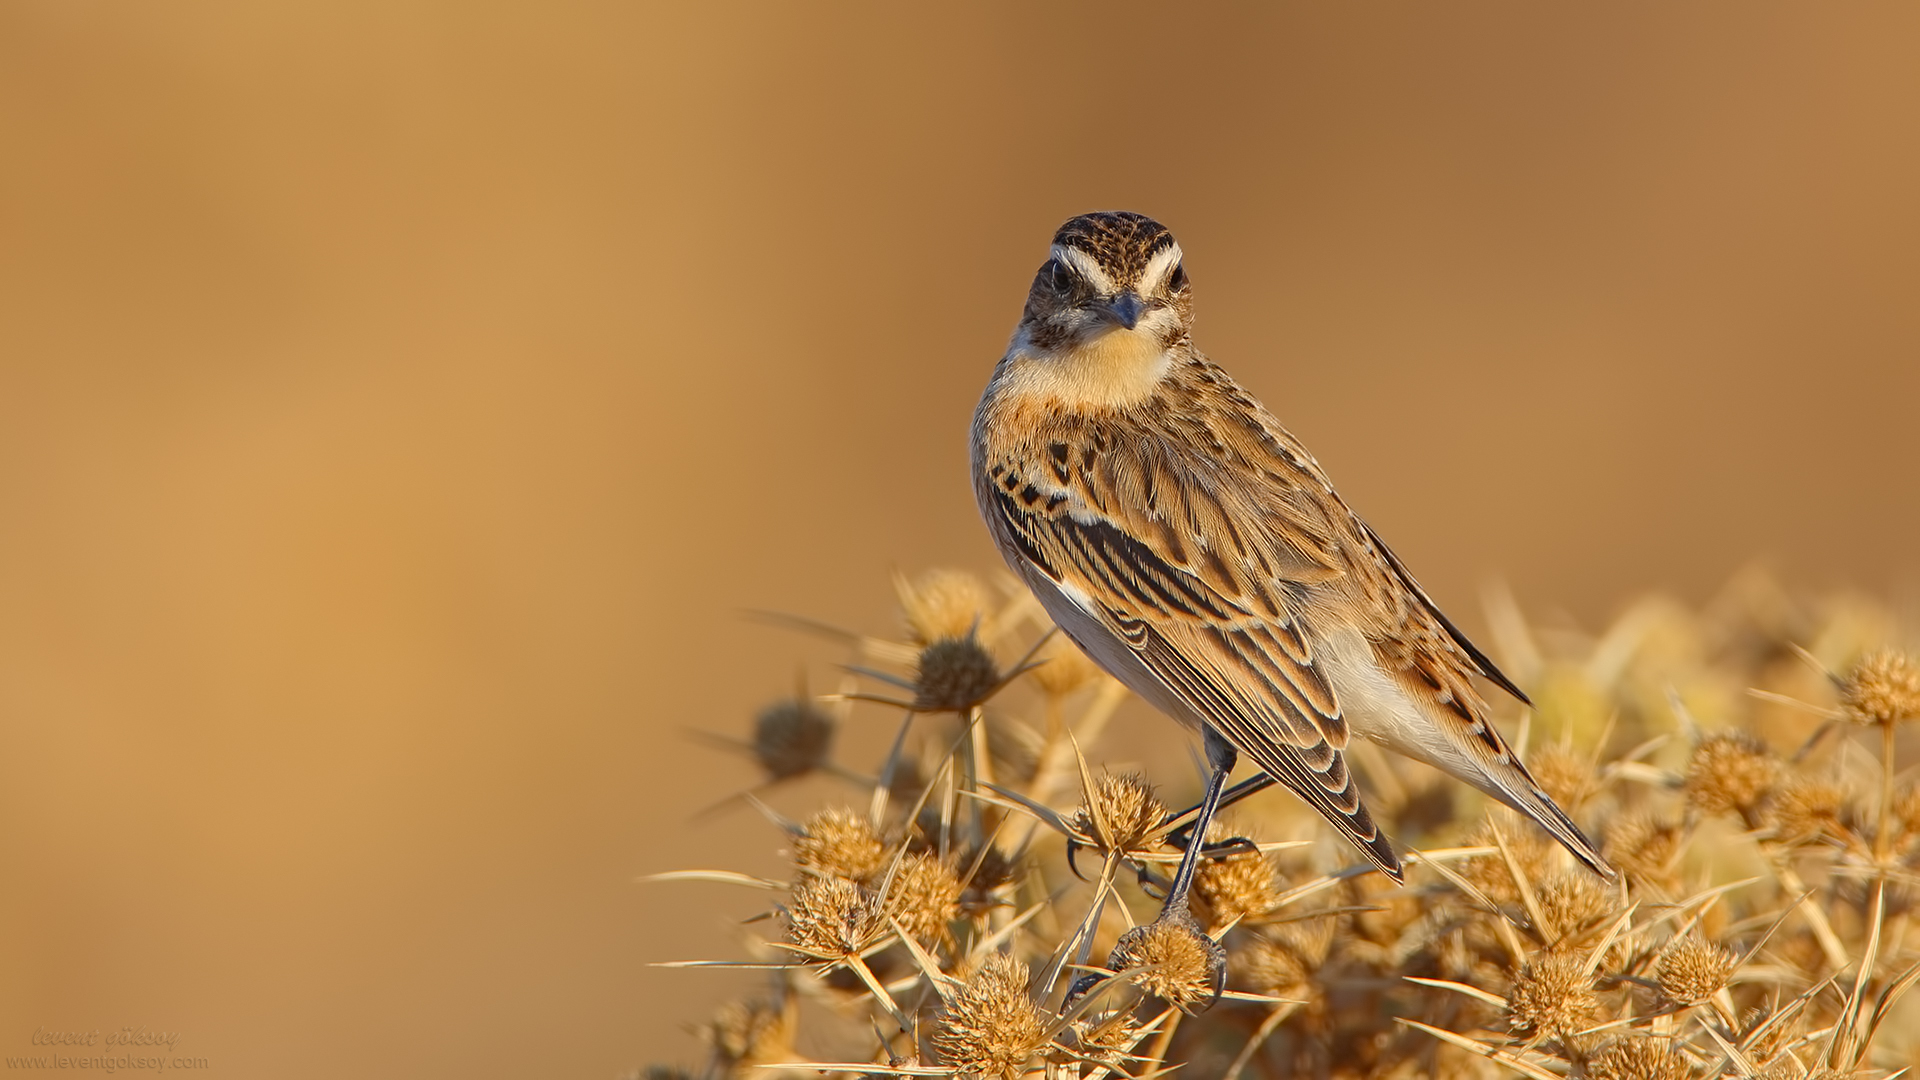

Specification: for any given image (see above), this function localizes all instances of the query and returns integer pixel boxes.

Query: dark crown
[1052,211,1177,285]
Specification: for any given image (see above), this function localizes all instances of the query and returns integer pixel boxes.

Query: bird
[971,211,1612,996]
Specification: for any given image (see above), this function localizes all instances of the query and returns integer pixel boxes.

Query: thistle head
[1507,950,1599,1040]
[792,807,886,884]
[1840,648,1920,727]
[751,697,834,780]
[1108,915,1225,1013]
[1683,731,1779,821]
[931,952,1048,1080]
[913,634,1001,712]
[1656,934,1735,1006]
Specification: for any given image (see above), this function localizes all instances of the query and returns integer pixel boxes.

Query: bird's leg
[1068,758,1274,886]
[1089,729,1235,1014]
[1161,772,1275,860]
[1159,728,1237,912]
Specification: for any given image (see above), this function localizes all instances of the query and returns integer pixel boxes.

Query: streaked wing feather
[990,482,1403,879]
[1357,518,1531,707]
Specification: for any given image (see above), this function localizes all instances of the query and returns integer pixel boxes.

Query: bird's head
[1016,211,1193,360]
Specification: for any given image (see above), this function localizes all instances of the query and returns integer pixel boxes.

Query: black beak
[1094,292,1145,330]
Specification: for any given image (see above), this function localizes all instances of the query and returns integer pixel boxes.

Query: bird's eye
[1167,262,1188,291]
[1040,259,1076,295]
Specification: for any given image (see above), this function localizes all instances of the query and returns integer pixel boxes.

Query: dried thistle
[1230,920,1332,996]
[1763,776,1846,845]
[881,851,961,944]
[914,634,1001,712]
[1072,1010,1143,1067]
[1605,812,1686,885]
[1895,785,1920,840]
[1461,819,1554,903]
[931,952,1048,1080]
[1530,744,1602,809]
[897,568,993,646]
[702,998,797,1078]
[986,715,1047,783]
[1029,632,1102,697]
[1069,772,1168,853]
[1108,916,1223,1013]
[1507,950,1599,1039]
[1684,731,1780,822]
[1656,934,1735,1005]
[1537,871,1610,939]
[793,807,886,884]
[667,571,1920,1079]
[1587,1036,1694,1080]
[1191,832,1281,929]
[1740,1004,1799,1065]
[953,842,1017,915]
[1840,648,1920,727]
[752,698,835,780]
[782,874,882,960]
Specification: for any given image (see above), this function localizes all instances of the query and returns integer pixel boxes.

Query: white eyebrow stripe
[1141,242,1184,291]
[1051,245,1115,293]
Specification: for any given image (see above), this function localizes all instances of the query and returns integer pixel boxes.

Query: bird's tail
[1479,759,1616,881]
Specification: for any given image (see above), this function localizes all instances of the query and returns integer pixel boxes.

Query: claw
[1134,862,1169,901]
[1064,836,1092,882]
[1062,971,1105,1010]
[1163,821,1260,863]
[1200,834,1260,860]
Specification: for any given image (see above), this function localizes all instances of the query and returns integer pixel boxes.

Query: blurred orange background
[3,3,1917,1075]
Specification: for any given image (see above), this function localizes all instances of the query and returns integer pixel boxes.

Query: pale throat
[1002,327,1174,410]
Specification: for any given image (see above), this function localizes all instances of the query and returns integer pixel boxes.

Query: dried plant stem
[1878,719,1897,862]
[1221,1003,1299,1080]
[1768,854,1849,970]
[1141,1009,1182,1073]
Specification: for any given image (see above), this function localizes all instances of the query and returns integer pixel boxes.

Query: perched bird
[971,212,1611,987]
